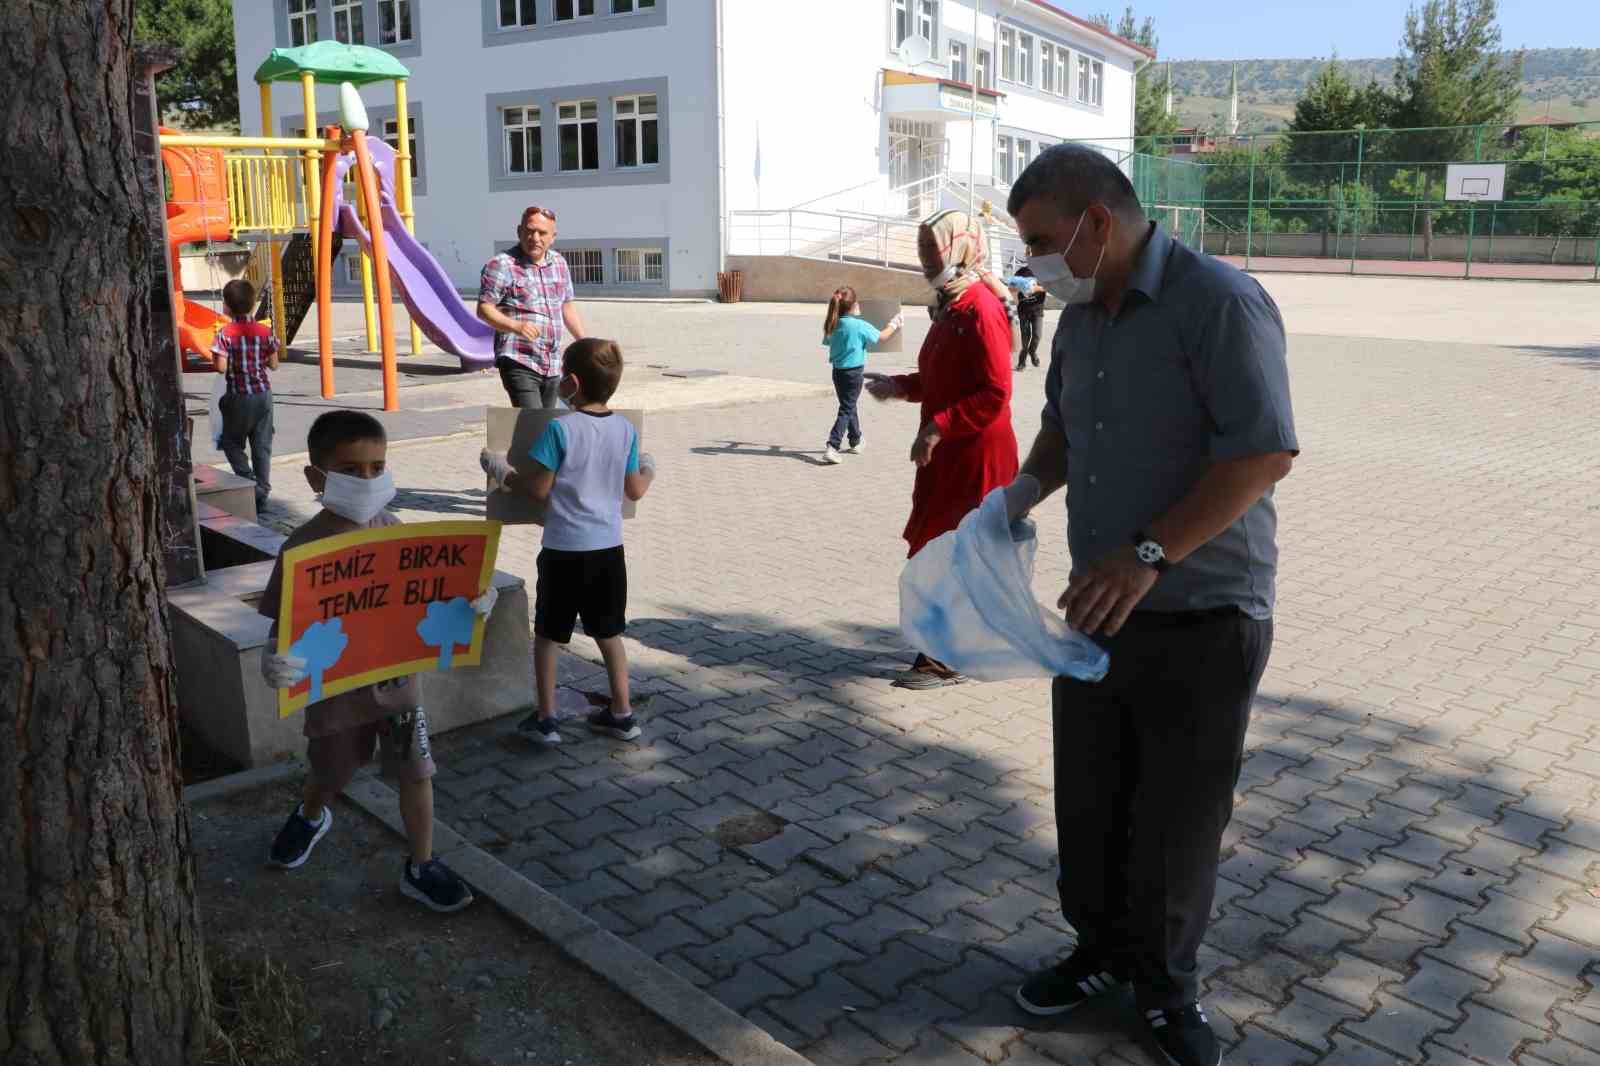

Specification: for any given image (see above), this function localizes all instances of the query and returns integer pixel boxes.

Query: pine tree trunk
[0,3,209,1063]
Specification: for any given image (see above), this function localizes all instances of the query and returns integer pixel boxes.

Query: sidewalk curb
[182,760,303,804]
[340,775,816,1066]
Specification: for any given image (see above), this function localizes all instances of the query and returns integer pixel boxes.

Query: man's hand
[516,319,541,343]
[865,373,902,402]
[1002,474,1041,523]
[909,422,942,466]
[470,586,499,616]
[1058,545,1159,637]
[480,449,514,492]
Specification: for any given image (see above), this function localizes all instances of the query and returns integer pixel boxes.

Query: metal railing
[727,208,926,268]
[224,153,306,234]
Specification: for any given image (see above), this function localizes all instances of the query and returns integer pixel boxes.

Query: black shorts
[535,546,627,644]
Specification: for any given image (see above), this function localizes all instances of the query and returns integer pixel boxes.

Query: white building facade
[231,1,1151,298]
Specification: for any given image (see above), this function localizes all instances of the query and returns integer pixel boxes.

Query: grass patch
[206,950,307,1066]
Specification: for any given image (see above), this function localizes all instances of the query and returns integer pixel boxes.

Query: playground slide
[333,140,495,368]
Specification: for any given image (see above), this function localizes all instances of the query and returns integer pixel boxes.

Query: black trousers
[496,357,560,409]
[1019,311,1044,364]
[218,390,274,505]
[1052,609,1272,1009]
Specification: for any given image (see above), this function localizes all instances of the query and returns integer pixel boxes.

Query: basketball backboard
[1445,163,1506,202]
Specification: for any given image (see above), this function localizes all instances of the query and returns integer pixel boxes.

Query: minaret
[1228,63,1239,136]
[1164,62,1173,116]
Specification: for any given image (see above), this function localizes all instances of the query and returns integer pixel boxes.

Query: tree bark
[1,3,209,1064]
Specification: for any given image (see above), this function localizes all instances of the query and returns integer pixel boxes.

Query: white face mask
[318,469,396,524]
[926,262,964,291]
[1026,212,1105,305]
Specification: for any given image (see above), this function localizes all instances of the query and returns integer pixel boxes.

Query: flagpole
[968,0,980,216]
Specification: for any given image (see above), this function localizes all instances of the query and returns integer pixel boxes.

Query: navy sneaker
[1146,1004,1222,1066]
[516,713,561,746]
[401,857,474,913]
[587,708,641,741]
[1015,954,1130,1016]
[269,804,331,869]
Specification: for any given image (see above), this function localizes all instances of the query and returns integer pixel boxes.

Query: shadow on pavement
[691,440,836,467]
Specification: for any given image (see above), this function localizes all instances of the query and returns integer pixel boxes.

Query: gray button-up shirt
[1043,223,1298,620]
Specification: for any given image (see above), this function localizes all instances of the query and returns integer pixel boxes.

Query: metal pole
[969,0,981,216]
[393,78,424,355]
[838,215,845,262]
[1245,136,1257,270]
[259,82,287,349]
[1349,128,1364,275]
[1469,124,1484,277]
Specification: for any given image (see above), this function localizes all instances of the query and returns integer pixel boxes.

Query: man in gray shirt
[1002,145,1297,1066]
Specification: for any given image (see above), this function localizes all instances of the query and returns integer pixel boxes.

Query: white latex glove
[470,586,498,616]
[864,373,903,402]
[638,452,657,478]
[480,449,513,492]
[889,312,905,330]
[260,652,307,689]
[1003,474,1042,523]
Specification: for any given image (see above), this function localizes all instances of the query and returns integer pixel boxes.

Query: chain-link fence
[1091,121,1600,280]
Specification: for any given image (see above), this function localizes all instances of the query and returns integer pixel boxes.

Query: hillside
[1165,47,1600,132]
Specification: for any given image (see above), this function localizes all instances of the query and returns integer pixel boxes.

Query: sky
[1048,0,1600,62]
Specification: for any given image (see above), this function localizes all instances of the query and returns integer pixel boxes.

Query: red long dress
[893,283,1020,558]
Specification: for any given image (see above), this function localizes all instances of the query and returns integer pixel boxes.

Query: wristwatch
[1132,531,1170,573]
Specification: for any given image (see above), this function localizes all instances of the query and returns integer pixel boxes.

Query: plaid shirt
[211,318,279,395]
[478,248,574,375]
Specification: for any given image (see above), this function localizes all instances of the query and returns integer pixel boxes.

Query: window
[555,0,596,19]
[344,254,362,283]
[976,48,991,89]
[949,40,968,84]
[615,248,664,284]
[1053,47,1068,97]
[379,0,413,44]
[916,0,935,42]
[613,0,657,10]
[893,0,935,47]
[996,134,1013,184]
[287,0,317,46]
[382,118,418,180]
[999,27,1015,81]
[566,248,604,285]
[1017,33,1034,86]
[613,94,659,168]
[1041,43,1054,93]
[1077,54,1090,101]
[1017,138,1032,176]
[332,0,363,43]
[893,0,909,45]
[1089,59,1103,105]
[499,0,536,27]
[502,105,542,175]
[558,100,599,172]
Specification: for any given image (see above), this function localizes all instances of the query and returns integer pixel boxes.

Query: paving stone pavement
[254,323,1600,1065]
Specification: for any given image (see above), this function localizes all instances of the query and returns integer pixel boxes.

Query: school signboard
[275,520,502,717]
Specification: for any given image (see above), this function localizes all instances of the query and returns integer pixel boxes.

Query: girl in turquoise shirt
[822,285,901,464]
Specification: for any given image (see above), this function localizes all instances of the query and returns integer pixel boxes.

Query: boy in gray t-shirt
[481,338,656,746]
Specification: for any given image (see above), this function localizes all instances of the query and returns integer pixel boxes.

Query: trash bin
[717,269,744,303]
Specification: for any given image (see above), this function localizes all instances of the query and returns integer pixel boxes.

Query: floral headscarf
[920,210,1021,354]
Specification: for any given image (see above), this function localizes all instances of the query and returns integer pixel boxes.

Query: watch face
[1137,541,1163,565]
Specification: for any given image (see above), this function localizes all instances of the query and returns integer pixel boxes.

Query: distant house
[1169,126,1222,156]
[1504,115,1578,146]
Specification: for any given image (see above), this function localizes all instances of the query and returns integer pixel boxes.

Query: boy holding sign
[481,339,655,746]
[258,411,493,912]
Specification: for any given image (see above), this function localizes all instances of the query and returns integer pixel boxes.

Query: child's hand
[470,586,498,616]
[260,652,307,689]
[638,453,657,479]
[480,449,513,491]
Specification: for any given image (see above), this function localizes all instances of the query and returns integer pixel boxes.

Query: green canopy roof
[253,42,409,86]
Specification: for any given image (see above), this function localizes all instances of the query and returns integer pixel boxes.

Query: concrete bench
[194,463,258,522]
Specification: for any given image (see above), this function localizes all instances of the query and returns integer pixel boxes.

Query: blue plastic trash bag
[899,488,1109,682]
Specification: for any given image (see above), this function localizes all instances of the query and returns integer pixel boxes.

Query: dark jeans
[827,367,864,449]
[1019,311,1044,365]
[1051,609,1273,1009]
[218,390,274,505]
[497,357,560,409]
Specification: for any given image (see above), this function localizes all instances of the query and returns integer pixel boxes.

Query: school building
[231,1,1152,298]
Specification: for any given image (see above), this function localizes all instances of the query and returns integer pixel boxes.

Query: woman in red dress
[866,210,1020,689]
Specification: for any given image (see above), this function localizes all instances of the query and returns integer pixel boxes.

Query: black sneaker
[516,713,561,745]
[1015,954,1130,1016]
[269,804,331,869]
[1146,1004,1222,1066]
[401,857,475,913]
[587,708,641,741]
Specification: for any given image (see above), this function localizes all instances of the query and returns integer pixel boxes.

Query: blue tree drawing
[290,617,349,703]
[416,597,476,671]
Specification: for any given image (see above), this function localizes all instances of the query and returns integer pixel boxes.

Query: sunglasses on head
[521,207,556,225]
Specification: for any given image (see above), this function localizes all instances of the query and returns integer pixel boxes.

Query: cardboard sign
[485,406,645,525]
[275,520,502,717]
[858,299,904,354]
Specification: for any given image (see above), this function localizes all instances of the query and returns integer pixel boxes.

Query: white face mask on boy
[317,469,396,524]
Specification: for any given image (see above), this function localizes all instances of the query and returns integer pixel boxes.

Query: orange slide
[160,127,233,372]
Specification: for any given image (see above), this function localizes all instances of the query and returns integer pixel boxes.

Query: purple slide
[332,139,496,369]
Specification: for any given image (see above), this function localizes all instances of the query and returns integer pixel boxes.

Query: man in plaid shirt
[476,206,589,409]
[211,279,279,512]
